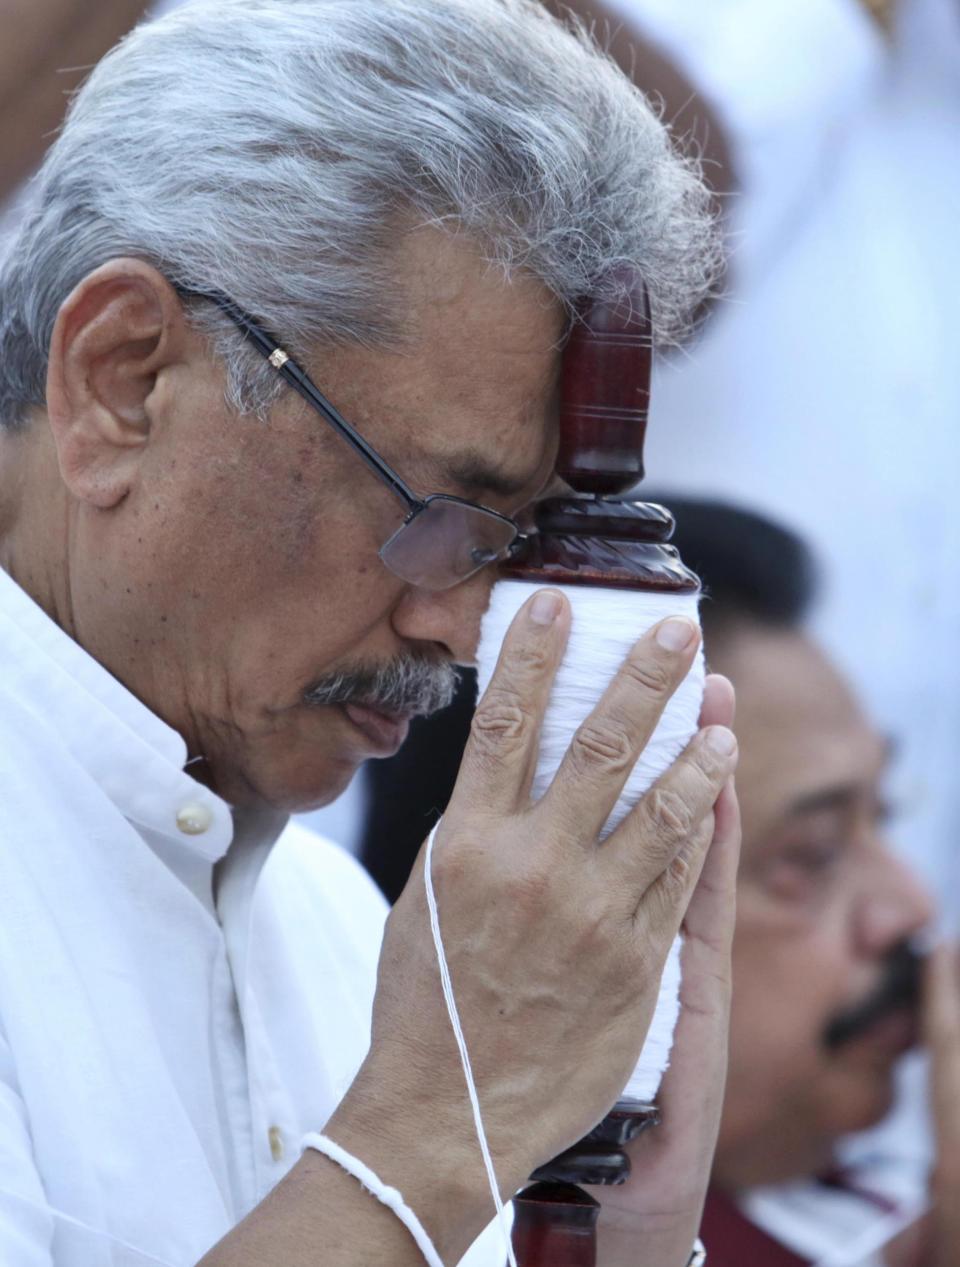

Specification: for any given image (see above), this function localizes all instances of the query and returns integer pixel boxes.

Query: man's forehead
[394,226,567,389]
[719,625,862,729]
[417,409,558,509]
[297,224,564,496]
[404,344,560,500]
[718,624,887,836]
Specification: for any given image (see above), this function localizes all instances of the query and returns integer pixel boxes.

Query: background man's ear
[44,260,189,508]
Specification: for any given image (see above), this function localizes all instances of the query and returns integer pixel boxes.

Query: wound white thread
[476,581,704,1102]
[303,1132,445,1267]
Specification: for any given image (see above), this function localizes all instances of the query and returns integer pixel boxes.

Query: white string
[303,1132,445,1267]
[424,825,518,1267]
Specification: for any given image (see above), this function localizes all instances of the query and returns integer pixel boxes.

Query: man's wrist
[325,1067,507,1263]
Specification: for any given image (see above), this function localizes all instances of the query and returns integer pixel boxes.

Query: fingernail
[656,617,697,651]
[530,590,562,626]
[705,726,737,756]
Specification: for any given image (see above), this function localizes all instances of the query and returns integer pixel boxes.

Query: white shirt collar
[0,564,233,862]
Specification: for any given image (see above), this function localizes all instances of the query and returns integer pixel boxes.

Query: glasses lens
[379,497,518,590]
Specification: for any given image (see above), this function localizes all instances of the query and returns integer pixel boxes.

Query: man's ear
[45,260,191,509]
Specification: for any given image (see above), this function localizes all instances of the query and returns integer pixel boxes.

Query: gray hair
[0,0,720,428]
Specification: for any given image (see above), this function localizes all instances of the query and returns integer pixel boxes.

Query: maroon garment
[701,1187,813,1267]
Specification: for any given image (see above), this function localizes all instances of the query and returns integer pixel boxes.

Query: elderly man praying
[0,3,739,1264]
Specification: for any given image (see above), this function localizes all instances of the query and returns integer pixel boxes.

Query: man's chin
[265,758,364,815]
[825,1066,897,1138]
[199,744,365,816]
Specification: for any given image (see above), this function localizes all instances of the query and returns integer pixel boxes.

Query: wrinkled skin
[0,227,561,812]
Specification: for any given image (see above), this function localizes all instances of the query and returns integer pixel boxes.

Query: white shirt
[0,564,389,1265]
[741,1173,925,1267]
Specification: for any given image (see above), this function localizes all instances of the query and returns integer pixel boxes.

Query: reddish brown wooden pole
[502,269,697,1265]
[512,1184,600,1267]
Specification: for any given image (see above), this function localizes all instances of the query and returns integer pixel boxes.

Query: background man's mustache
[822,941,924,1051]
[303,655,459,717]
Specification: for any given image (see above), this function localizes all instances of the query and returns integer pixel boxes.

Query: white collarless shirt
[0,565,390,1265]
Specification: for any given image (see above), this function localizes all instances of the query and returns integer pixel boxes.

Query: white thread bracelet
[302,1132,445,1267]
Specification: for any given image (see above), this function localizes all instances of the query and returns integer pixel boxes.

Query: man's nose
[854,841,936,956]
[391,567,498,664]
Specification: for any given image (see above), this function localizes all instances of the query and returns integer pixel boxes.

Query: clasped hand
[329,590,740,1265]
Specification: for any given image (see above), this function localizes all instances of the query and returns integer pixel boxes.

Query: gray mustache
[303,655,459,717]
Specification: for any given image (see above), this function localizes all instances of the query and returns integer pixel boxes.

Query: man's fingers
[699,672,735,731]
[606,723,738,903]
[681,777,741,956]
[924,943,960,1163]
[454,589,569,814]
[541,616,702,841]
[637,782,741,1174]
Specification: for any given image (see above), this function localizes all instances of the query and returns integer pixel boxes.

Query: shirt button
[268,1125,285,1162]
[176,803,213,835]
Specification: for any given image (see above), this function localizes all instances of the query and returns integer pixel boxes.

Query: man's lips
[848,1006,920,1059]
[342,703,411,756]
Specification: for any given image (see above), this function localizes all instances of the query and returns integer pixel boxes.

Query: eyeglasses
[179,289,526,591]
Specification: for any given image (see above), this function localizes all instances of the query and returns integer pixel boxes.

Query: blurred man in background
[663,503,933,1266]
[362,498,955,1266]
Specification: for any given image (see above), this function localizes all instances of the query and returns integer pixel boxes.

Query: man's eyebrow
[785,785,859,818]
[783,739,895,820]
[443,452,540,499]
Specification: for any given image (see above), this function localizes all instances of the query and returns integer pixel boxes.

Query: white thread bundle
[423,579,703,1263]
[476,580,704,1102]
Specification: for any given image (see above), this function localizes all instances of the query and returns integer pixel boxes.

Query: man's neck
[0,414,77,640]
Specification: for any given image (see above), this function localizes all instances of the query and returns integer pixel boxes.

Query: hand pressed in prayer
[326,593,738,1265]
[589,674,742,1267]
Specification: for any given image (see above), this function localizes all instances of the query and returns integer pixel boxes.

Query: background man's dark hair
[360,496,818,902]
[664,495,818,642]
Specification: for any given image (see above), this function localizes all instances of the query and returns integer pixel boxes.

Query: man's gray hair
[0,0,720,428]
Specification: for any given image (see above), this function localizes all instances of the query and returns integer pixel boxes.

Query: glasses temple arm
[179,287,422,513]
